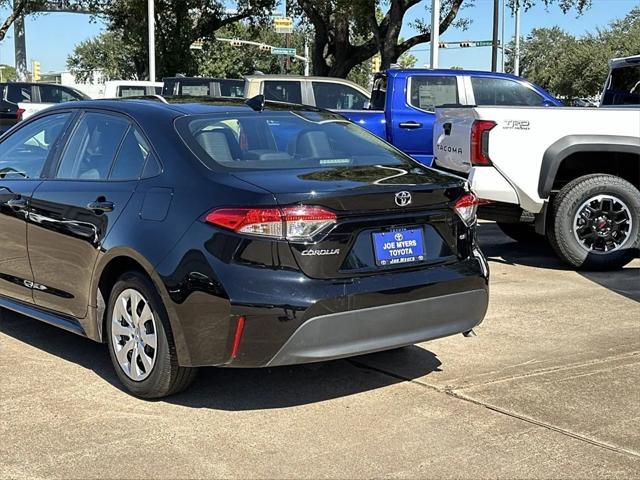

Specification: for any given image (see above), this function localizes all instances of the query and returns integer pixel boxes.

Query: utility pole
[501,0,506,72]
[429,0,440,69]
[491,0,499,72]
[148,0,156,81]
[514,0,521,76]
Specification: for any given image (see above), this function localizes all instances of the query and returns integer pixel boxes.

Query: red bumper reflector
[231,316,246,359]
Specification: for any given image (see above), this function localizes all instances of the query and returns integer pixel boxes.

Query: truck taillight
[206,206,336,241]
[470,120,496,166]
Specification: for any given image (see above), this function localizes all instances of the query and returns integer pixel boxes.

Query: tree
[293,0,594,79]
[294,0,468,78]
[507,7,640,99]
[0,0,105,42]
[0,63,16,81]
[99,0,277,79]
[67,31,140,81]
[66,0,277,80]
[197,22,307,79]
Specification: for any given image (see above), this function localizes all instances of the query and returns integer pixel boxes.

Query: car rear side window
[471,77,544,106]
[0,113,72,179]
[6,85,32,104]
[408,76,459,111]
[262,81,302,104]
[39,85,83,103]
[117,86,147,98]
[602,64,640,105]
[312,82,368,110]
[56,112,129,180]
[110,126,155,180]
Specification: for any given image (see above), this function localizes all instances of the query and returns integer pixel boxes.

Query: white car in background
[433,55,640,270]
[243,74,371,110]
[100,80,164,98]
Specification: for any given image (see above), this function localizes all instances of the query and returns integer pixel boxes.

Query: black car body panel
[0,98,489,371]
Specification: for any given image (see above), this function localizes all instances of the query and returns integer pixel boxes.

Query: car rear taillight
[16,108,26,122]
[470,120,496,166]
[205,206,337,241]
[454,193,480,226]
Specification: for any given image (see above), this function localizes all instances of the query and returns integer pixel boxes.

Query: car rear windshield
[176,110,411,170]
[602,64,640,105]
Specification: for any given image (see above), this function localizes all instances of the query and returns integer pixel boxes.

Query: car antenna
[245,94,265,112]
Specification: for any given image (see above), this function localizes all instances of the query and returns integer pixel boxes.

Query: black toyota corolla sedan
[0,97,489,398]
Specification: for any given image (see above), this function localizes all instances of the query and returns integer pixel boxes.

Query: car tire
[496,222,542,243]
[547,174,640,270]
[106,271,197,398]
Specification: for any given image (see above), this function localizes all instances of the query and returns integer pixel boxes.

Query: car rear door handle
[87,200,114,213]
[399,121,423,129]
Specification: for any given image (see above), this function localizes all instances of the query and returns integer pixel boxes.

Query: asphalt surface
[1,223,639,479]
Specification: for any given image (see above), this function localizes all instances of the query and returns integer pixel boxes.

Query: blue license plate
[372,228,426,266]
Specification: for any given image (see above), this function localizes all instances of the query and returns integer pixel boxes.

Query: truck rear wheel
[547,174,640,270]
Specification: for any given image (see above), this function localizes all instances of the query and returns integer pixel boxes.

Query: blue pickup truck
[342,69,561,166]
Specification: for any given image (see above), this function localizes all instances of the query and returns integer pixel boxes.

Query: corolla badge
[395,191,412,207]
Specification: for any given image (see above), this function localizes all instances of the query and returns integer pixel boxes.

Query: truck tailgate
[433,107,478,174]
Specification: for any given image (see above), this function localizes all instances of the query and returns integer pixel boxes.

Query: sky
[0,0,636,74]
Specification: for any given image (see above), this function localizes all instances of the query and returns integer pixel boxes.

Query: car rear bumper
[266,288,488,366]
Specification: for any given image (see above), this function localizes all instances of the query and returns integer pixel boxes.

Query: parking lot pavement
[1,223,639,479]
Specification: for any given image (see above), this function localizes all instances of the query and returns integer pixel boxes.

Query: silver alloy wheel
[111,288,158,381]
[573,194,633,254]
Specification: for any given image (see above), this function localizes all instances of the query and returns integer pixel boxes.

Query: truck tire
[547,174,640,270]
[496,222,541,243]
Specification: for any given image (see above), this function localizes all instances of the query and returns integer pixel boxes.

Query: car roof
[40,96,327,117]
[385,68,530,82]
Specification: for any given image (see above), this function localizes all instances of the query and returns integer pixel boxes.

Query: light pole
[430,0,440,69]
[491,0,499,72]
[514,0,521,76]
[148,0,156,81]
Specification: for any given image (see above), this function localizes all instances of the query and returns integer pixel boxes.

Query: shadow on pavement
[0,309,442,410]
[478,222,640,302]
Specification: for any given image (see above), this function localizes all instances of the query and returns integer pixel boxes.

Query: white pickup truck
[433,55,640,270]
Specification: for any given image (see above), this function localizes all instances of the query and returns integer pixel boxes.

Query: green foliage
[66,0,277,80]
[0,63,16,81]
[507,7,640,99]
[67,31,140,81]
[198,23,306,78]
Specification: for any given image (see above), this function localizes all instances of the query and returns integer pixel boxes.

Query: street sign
[476,40,499,47]
[271,47,297,56]
[274,17,293,34]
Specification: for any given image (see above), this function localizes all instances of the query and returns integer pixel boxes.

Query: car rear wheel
[496,222,542,243]
[547,174,640,270]
[106,271,197,398]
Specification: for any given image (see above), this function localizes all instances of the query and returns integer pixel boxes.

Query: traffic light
[230,39,243,47]
[459,42,473,48]
[32,60,41,81]
[439,43,448,48]
[371,54,381,72]
[259,44,271,52]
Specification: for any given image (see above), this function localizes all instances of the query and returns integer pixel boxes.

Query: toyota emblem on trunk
[395,191,412,207]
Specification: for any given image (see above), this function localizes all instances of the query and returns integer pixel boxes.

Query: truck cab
[343,69,560,166]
